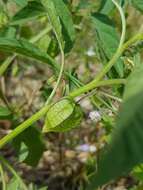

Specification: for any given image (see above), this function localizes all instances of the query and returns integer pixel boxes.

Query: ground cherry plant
[0,0,143,189]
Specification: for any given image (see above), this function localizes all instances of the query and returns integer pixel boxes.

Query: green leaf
[0,37,56,68]
[92,13,124,77]
[41,0,75,52]
[11,1,45,25]
[43,98,83,133]
[99,0,114,15]
[7,177,21,190]
[131,0,143,12]
[124,66,143,100]
[41,0,64,49]
[18,142,29,162]
[13,126,45,166]
[132,164,143,181]
[52,0,76,52]
[37,34,51,52]
[0,27,17,38]
[12,0,28,8]
[0,106,12,120]
[99,0,127,14]
[12,0,75,51]
[0,37,82,87]
[10,0,75,51]
[86,63,143,189]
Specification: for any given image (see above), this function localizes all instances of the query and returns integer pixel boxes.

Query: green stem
[0,25,143,149]
[0,29,142,148]
[122,33,143,50]
[45,17,65,105]
[0,79,125,148]
[0,104,50,148]
[69,52,125,97]
[68,0,126,98]
[95,0,126,80]
[96,0,126,81]
[30,25,52,43]
[45,48,65,104]
[69,79,126,98]
[112,0,126,50]
[0,164,6,190]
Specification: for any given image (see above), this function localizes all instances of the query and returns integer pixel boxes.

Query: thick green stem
[45,16,65,105]
[69,0,126,98]
[0,105,50,148]
[68,48,125,98]
[0,79,125,148]
[122,33,143,50]
[69,79,126,98]
[0,31,143,148]
[0,164,6,190]
[1,0,143,150]
[68,33,143,98]
[95,0,126,80]
[0,27,64,146]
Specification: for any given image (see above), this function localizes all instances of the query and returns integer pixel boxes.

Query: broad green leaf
[86,63,143,189]
[41,0,64,49]
[131,0,143,12]
[92,13,124,77]
[12,0,28,7]
[11,1,45,25]
[41,0,75,52]
[0,37,56,68]
[52,0,76,52]
[0,37,82,87]
[12,0,75,51]
[13,126,45,166]
[0,106,12,120]
[43,98,83,132]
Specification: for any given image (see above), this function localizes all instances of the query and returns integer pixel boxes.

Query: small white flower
[86,47,95,57]
[89,111,101,122]
[89,145,97,153]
